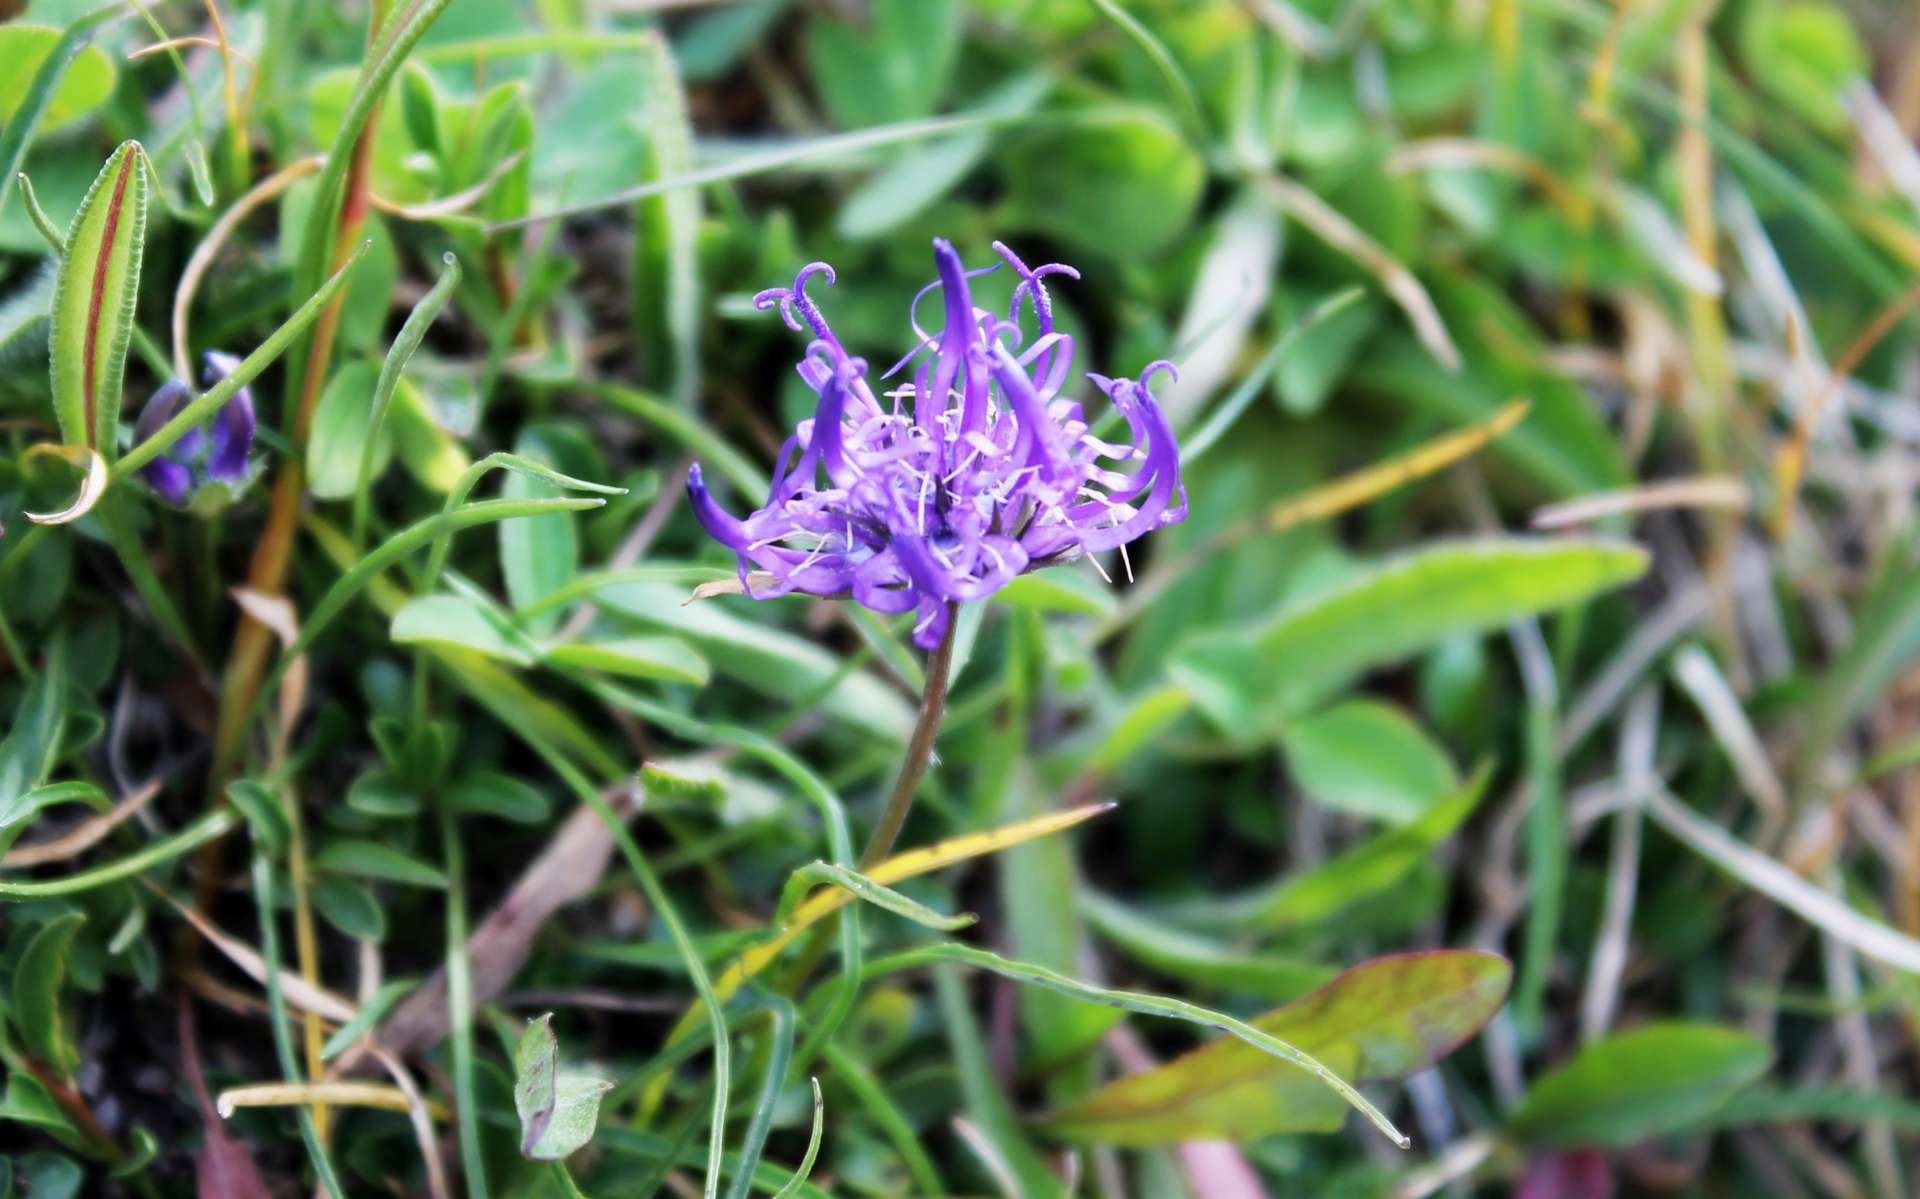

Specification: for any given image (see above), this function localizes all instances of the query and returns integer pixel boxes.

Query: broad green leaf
[0,1071,77,1138]
[312,839,448,888]
[994,568,1116,618]
[392,594,538,666]
[593,581,914,741]
[1171,539,1647,739]
[836,73,1051,240]
[1202,765,1490,930]
[446,770,552,824]
[1350,274,1629,498]
[501,425,580,636]
[532,57,654,207]
[1280,699,1458,824]
[631,32,700,407]
[346,769,421,818]
[1001,107,1204,257]
[389,377,471,492]
[0,641,72,857]
[1083,686,1192,777]
[1274,294,1381,416]
[514,1013,613,1161]
[1042,950,1511,1145]
[338,217,400,353]
[14,1153,81,1199]
[311,876,389,942]
[1000,767,1122,1065]
[0,783,108,860]
[0,28,117,131]
[806,0,960,129]
[1508,1023,1772,1148]
[307,360,393,499]
[0,5,124,224]
[544,636,710,686]
[1739,0,1865,133]
[224,779,290,855]
[1081,890,1337,1001]
[0,261,56,358]
[14,912,87,1076]
[1800,540,1920,791]
[49,141,147,459]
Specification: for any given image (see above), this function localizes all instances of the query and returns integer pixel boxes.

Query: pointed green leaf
[392,594,539,666]
[311,876,389,942]
[543,636,709,686]
[1172,539,1648,740]
[1204,765,1490,931]
[0,1071,78,1138]
[48,141,147,458]
[15,912,88,1076]
[1507,1023,1772,1148]
[446,771,551,824]
[1281,699,1458,825]
[994,568,1116,617]
[312,839,448,888]
[0,27,117,132]
[0,641,72,857]
[1042,951,1511,1145]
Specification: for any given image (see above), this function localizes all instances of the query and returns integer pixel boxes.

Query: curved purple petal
[686,238,1187,647]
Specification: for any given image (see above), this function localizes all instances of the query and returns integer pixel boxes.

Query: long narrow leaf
[49,141,149,459]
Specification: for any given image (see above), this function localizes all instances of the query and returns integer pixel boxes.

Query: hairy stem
[859,606,958,868]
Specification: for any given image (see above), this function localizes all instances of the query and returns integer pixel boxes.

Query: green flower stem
[859,604,958,868]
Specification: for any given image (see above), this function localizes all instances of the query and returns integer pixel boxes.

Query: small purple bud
[135,379,194,504]
[132,350,259,507]
[200,352,255,483]
[687,238,1188,649]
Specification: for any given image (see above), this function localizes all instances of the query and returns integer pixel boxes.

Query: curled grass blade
[1087,0,1207,141]
[0,807,240,898]
[721,997,795,1199]
[769,1078,825,1199]
[773,861,977,933]
[353,252,462,548]
[887,942,1409,1147]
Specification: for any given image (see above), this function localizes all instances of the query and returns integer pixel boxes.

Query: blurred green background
[4,0,1920,1196]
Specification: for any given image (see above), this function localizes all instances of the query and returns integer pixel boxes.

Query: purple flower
[134,351,256,507]
[688,238,1187,650]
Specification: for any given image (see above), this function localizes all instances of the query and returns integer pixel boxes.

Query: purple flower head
[688,238,1187,649]
[134,350,257,508]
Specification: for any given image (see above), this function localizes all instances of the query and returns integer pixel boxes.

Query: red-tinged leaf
[48,139,147,459]
[1040,950,1511,1146]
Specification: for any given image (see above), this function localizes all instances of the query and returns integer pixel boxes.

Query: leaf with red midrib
[48,139,147,460]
